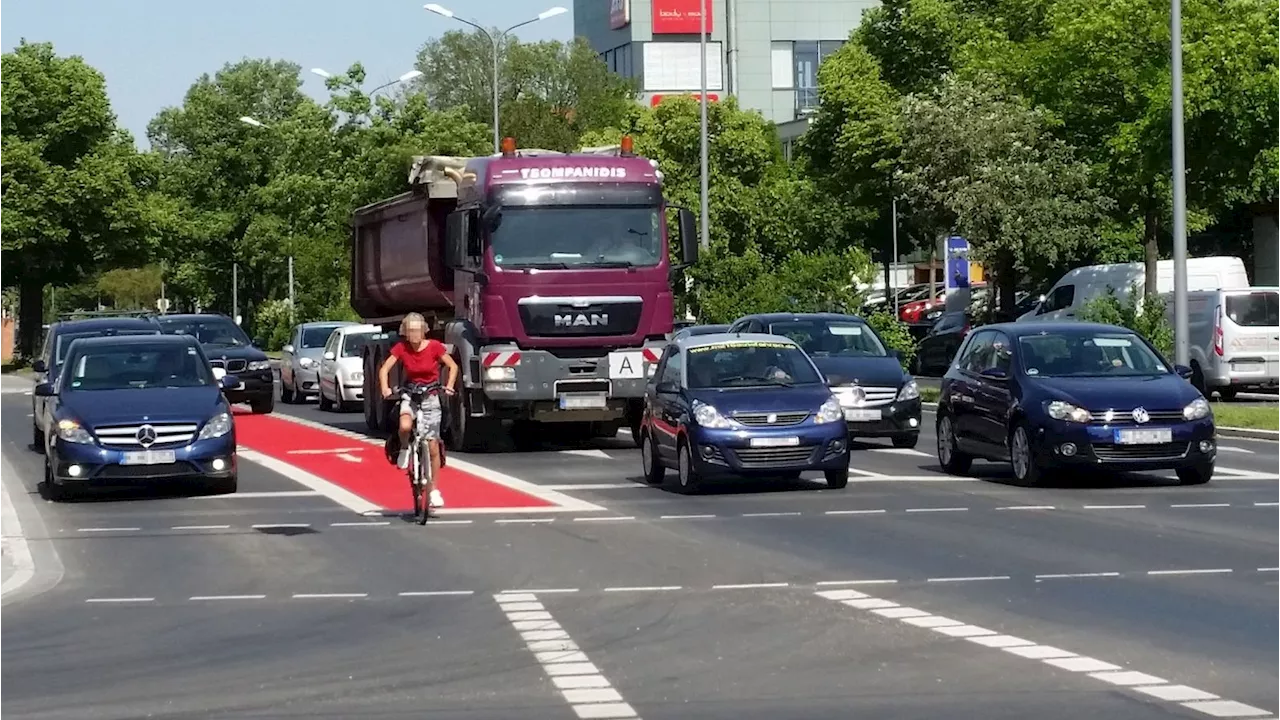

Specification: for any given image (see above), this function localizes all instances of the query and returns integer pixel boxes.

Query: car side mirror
[282,344,295,354]
[980,367,1008,381]
[211,366,227,380]
[1174,364,1193,380]
[656,381,679,394]
[323,351,336,361]
[32,359,47,374]
[34,382,56,397]
[221,374,241,390]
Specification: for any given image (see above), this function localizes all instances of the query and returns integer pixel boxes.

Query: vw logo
[766,413,778,424]
[1132,407,1150,424]
[136,424,157,447]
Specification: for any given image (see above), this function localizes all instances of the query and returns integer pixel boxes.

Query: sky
[2,0,576,147]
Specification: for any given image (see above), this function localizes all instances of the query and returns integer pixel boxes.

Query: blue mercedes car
[639,333,851,493]
[935,322,1216,486]
[35,334,241,500]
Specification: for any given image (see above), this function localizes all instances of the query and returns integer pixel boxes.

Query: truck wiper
[583,260,636,269]
[510,262,570,270]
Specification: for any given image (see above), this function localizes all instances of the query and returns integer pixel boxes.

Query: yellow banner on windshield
[689,341,792,353]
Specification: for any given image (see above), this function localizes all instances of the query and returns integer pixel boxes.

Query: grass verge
[1213,404,1278,431]
[920,386,941,403]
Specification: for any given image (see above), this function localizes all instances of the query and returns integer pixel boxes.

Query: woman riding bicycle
[378,312,459,511]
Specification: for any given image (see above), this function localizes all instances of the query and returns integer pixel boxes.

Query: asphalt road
[3,375,1277,720]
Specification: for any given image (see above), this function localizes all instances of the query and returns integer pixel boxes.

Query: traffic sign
[156,297,171,313]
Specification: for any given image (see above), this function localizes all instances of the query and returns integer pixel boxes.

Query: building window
[771,41,793,89]
[792,40,845,114]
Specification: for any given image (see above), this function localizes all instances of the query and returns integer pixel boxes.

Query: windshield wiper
[719,375,794,388]
[510,262,570,270]
[583,260,636,269]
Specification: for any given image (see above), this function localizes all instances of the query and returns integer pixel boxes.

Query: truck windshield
[491,206,662,269]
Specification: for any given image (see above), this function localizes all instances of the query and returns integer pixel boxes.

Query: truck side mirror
[678,208,698,266]
[466,209,483,257]
[445,211,468,269]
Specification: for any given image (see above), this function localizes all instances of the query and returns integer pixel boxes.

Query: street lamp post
[699,0,710,251]
[423,3,568,154]
[1170,0,1189,366]
[310,67,423,96]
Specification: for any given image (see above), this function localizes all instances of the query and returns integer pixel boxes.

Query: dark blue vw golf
[35,334,241,500]
[936,322,1216,486]
[638,333,851,493]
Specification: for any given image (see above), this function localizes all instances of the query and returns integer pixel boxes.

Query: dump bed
[348,156,468,325]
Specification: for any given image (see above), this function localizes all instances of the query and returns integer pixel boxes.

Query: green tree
[1077,284,1174,358]
[97,266,164,310]
[1,41,162,356]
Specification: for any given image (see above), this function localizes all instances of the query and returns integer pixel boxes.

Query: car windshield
[302,326,341,348]
[1225,291,1279,327]
[55,330,157,364]
[490,206,662,269]
[342,332,373,357]
[64,344,213,391]
[768,320,888,357]
[157,318,251,347]
[687,341,824,388]
[1018,332,1170,378]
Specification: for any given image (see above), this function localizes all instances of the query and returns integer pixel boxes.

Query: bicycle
[392,381,444,525]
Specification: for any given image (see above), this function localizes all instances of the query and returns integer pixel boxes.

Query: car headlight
[692,400,734,429]
[347,370,364,384]
[1046,400,1091,423]
[1183,397,1211,421]
[484,366,515,381]
[55,419,94,444]
[814,395,844,424]
[896,380,920,401]
[247,360,271,371]
[298,357,316,369]
[197,412,233,440]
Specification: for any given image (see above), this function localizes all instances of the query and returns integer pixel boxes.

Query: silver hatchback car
[280,321,356,403]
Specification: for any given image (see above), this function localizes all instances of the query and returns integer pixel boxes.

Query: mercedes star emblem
[136,424,157,447]
[1132,407,1150,424]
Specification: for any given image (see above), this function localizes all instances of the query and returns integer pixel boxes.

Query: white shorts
[399,393,442,441]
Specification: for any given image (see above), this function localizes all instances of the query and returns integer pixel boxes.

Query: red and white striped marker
[642,348,661,364]
[482,351,522,367]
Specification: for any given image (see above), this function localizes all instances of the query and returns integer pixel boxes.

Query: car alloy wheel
[1011,426,1032,480]
[938,416,955,465]
[679,445,690,487]
[642,435,654,476]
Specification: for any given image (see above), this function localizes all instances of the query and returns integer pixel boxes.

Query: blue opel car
[935,322,1216,486]
[639,333,851,493]
[35,334,241,500]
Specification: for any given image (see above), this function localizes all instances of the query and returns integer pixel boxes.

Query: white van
[1019,256,1251,321]
[1177,287,1279,398]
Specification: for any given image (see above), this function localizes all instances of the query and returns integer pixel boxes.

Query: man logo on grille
[136,424,157,447]
[1132,407,1150,424]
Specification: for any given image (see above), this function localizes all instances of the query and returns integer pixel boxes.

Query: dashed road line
[1171,503,1231,508]
[572,516,636,523]
[814,587,1276,719]
[85,597,154,603]
[824,509,887,515]
[1254,501,1279,507]
[399,590,475,597]
[1147,568,1233,576]
[905,507,968,513]
[659,514,716,520]
[189,594,266,601]
[76,527,140,533]
[711,582,789,590]
[603,585,682,593]
[997,505,1056,511]
[1036,572,1121,580]
[495,592,641,719]
[927,575,1010,583]
[171,524,232,531]
[1082,505,1147,510]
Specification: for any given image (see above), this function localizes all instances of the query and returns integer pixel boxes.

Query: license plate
[1113,428,1173,445]
[121,450,177,465]
[844,408,882,422]
[749,436,800,448]
[559,393,607,410]
[1232,362,1264,374]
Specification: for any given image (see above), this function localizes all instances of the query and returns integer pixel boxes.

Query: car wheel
[1009,423,1043,486]
[32,422,45,454]
[208,474,238,494]
[892,433,919,449]
[824,467,849,489]
[318,387,333,411]
[667,440,701,494]
[1216,388,1238,401]
[641,432,665,484]
[936,414,973,475]
[43,458,66,502]
[250,393,275,415]
[280,380,295,404]
[1176,463,1213,485]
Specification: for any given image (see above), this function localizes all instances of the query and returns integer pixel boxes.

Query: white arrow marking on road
[336,453,361,463]
[286,448,367,455]
[1216,445,1254,454]
[558,449,612,460]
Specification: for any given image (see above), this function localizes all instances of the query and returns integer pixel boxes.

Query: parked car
[280,321,357,403]
[155,313,274,414]
[638,333,851,493]
[31,316,162,452]
[935,321,1216,486]
[1177,287,1279,398]
[1018,256,1249,321]
[729,312,922,448]
[34,334,240,500]
[317,324,379,412]
[913,311,971,377]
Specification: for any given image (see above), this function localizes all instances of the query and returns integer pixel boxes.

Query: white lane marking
[77,527,140,532]
[85,597,154,603]
[873,607,932,619]
[291,592,367,599]
[1082,504,1147,510]
[251,523,311,529]
[816,579,897,586]
[869,447,932,457]
[239,449,380,515]
[968,635,1036,648]
[741,512,802,518]
[192,490,322,499]
[540,483,646,490]
[1254,501,1279,507]
[398,590,475,597]
[933,624,998,638]
[1044,656,1122,672]
[572,516,636,523]
[815,589,869,600]
[1180,700,1273,717]
[660,514,715,519]
[495,518,556,524]
[287,448,369,454]
[927,575,1010,583]
[1258,567,1278,572]
[997,505,1056,511]
[494,592,640,719]
[1089,670,1169,686]
[1036,572,1120,580]
[1134,685,1220,702]
[1147,568,1232,576]
[847,467,887,477]
[189,594,266,601]
[711,582,789,590]
[1006,645,1079,660]
[903,616,964,628]
[1215,445,1254,454]
[330,521,392,527]
[825,509,887,515]
[501,588,580,595]
[336,453,362,463]
[1171,503,1231,508]
[603,586,682,593]
[905,507,968,513]
[171,524,232,531]
[423,519,473,525]
[558,449,613,460]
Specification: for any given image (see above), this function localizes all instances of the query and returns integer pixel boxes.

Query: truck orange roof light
[501,136,517,157]
[619,135,635,157]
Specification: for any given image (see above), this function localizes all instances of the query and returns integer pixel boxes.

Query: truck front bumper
[473,346,661,422]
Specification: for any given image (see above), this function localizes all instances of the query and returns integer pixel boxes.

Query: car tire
[33,422,45,454]
[936,414,973,475]
[280,381,296,404]
[250,393,275,415]
[43,459,66,502]
[824,467,849,489]
[1176,463,1213,485]
[641,432,665,484]
[1009,423,1044,486]
[318,387,333,411]
[892,433,919,449]
[1216,388,1238,401]
[667,439,701,495]
[208,474,238,494]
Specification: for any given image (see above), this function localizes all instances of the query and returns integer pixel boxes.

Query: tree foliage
[1077,284,1175,358]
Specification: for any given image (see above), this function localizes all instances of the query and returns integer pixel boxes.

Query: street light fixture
[308,67,423,94]
[423,3,569,153]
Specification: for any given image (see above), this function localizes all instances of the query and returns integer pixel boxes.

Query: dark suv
[154,314,275,413]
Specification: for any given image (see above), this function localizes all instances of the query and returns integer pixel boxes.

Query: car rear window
[1225,291,1279,327]
[56,330,159,363]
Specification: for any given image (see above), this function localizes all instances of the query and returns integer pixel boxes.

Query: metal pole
[1170,0,1189,366]
[492,33,501,153]
[232,263,239,325]
[892,197,900,316]
[698,0,710,250]
[288,255,295,324]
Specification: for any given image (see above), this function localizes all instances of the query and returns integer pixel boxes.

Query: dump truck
[350,136,698,452]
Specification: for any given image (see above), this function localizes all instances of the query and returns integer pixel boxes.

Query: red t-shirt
[391,339,447,384]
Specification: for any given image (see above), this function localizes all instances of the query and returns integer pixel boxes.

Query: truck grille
[833,385,898,408]
[1088,410,1184,426]
[732,411,810,427]
[517,298,643,338]
[95,423,199,448]
[730,446,818,468]
[1092,442,1189,461]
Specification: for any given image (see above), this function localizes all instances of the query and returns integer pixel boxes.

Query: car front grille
[730,446,818,468]
[732,411,810,427]
[833,386,898,408]
[95,423,199,448]
[1092,442,1190,461]
[208,359,248,372]
[1088,410,1185,426]
[93,462,202,479]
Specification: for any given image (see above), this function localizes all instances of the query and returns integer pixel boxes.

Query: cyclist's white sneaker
[396,449,410,469]
[429,489,445,508]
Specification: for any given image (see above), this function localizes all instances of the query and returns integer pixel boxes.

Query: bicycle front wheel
[413,443,429,525]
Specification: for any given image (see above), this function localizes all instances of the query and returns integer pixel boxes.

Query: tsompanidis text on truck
[350,136,698,452]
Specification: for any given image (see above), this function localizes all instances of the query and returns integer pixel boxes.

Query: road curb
[0,445,65,607]
[1216,426,1279,441]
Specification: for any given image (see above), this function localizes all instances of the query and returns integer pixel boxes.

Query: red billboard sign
[652,0,712,34]
[609,0,630,29]
[650,94,720,106]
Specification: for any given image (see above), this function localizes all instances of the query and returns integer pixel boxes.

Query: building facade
[575,0,874,130]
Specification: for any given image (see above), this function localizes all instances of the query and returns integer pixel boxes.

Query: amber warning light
[619,135,635,157]
[501,136,517,156]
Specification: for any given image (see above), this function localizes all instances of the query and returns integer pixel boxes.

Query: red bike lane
[231,410,603,515]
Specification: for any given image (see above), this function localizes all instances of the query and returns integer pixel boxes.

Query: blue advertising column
[945,236,971,313]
